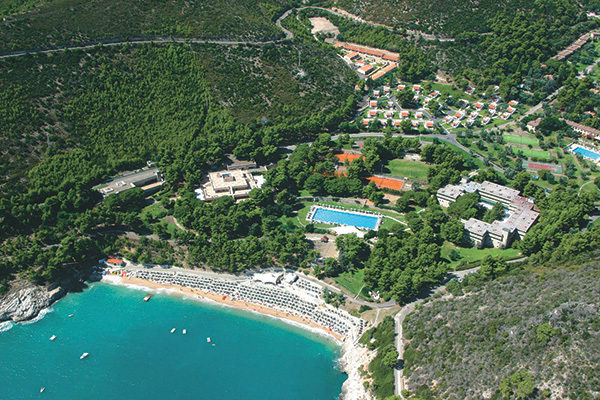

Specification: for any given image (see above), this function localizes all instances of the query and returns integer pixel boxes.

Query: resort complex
[195,169,264,201]
[437,180,539,248]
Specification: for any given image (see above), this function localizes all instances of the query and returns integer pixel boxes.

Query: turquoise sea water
[0,282,345,400]
[312,208,379,230]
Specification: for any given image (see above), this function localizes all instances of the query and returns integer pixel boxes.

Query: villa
[196,169,262,201]
[370,100,378,107]
[474,102,484,111]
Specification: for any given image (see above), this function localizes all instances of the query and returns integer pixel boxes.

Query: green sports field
[503,134,539,146]
[386,159,429,179]
[515,148,550,159]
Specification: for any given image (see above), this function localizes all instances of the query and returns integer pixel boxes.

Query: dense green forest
[0,0,294,53]
[325,0,586,37]
[0,39,356,287]
[403,255,600,399]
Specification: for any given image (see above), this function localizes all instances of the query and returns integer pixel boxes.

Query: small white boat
[182,329,187,335]
[49,335,56,341]
[40,387,45,393]
[68,314,74,318]
[207,337,211,343]
[79,352,89,360]
[170,328,176,333]
[143,294,152,302]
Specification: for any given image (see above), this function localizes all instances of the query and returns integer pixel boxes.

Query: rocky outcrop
[0,281,66,323]
[340,339,374,400]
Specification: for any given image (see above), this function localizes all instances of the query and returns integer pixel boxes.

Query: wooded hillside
[403,258,600,399]
[0,0,293,53]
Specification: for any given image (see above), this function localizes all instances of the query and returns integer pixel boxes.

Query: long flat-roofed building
[437,180,539,248]
[96,167,164,197]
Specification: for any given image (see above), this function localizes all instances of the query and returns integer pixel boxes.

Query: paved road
[331,131,506,173]
[392,266,480,396]
[0,9,297,59]
[300,272,397,309]
[393,257,527,396]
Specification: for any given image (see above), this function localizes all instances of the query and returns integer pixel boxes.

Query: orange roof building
[358,64,374,74]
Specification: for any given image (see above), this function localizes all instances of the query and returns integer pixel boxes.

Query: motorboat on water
[40,387,45,393]
[170,328,176,333]
[68,314,74,318]
[79,352,89,360]
[143,294,153,302]
[49,335,56,341]
[183,329,187,335]
[207,337,211,343]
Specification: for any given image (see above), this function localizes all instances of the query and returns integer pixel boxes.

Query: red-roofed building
[344,51,359,61]
[105,258,125,267]
[358,64,374,75]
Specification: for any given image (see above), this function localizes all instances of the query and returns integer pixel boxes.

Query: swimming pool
[572,146,600,160]
[310,207,380,230]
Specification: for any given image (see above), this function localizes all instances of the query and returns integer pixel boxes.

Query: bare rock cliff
[0,282,65,323]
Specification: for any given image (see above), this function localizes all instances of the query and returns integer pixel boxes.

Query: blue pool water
[573,146,600,160]
[0,283,345,400]
[312,207,379,230]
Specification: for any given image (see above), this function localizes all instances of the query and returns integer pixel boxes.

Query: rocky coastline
[0,269,99,323]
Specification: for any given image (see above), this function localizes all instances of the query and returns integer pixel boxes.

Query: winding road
[393,256,528,396]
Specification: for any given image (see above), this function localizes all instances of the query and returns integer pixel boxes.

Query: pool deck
[569,143,600,163]
[306,204,382,231]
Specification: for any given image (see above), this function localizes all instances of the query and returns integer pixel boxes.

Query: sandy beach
[102,273,373,400]
[103,274,344,342]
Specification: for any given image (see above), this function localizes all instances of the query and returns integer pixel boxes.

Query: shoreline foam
[101,274,373,400]
[101,274,343,344]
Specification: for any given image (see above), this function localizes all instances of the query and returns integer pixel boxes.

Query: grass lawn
[443,142,486,169]
[504,134,539,146]
[334,268,366,298]
[140,201,167,219]
[386,158,429,180]
[515,147,551,159]
[442,242,522,269]
[431,83,474,101]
